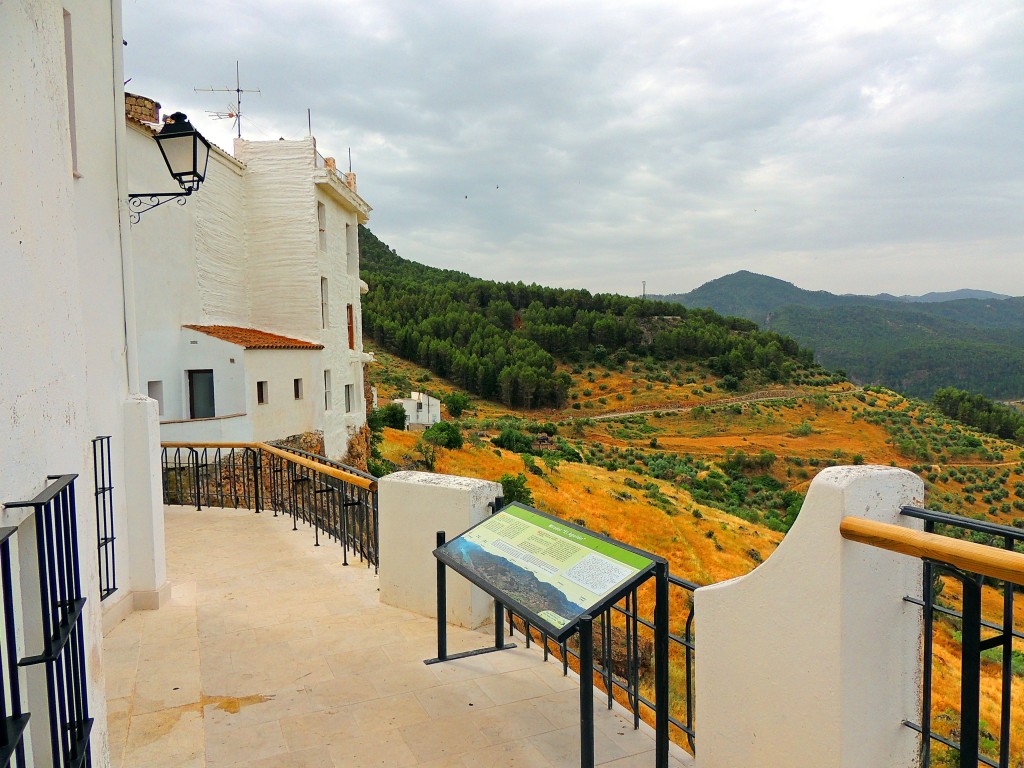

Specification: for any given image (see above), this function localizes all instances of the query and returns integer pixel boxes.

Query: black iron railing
[502,574,697,754]
[91,437,116,601]
[159,443,378,570]
[6,475,93,768]
[898,505,1023,768]
[263,445,378,571]
[0,526,29,768]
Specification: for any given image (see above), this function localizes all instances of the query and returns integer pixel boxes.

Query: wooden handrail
[160,441,377,492]
[841,517,1024,586]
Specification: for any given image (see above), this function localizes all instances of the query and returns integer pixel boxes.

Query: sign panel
[435,502,656,640]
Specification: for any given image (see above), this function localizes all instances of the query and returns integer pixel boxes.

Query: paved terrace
[103,506,694,768]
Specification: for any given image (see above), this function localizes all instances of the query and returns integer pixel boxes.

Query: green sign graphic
[436,502,656,639]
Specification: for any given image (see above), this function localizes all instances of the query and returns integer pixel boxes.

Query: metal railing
[502,573,697,754]
[160,442,379,570]
[0,526,28,768]
[91,437,116,601]
[843,509,1024,768]
[6,475,93,768]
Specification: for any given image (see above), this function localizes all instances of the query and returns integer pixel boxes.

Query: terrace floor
[103,506,694,768]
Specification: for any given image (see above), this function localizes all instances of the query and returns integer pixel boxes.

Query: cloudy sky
[122,0,1024,298]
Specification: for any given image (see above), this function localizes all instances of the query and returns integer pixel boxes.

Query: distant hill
[654,272,1024,400]
[872,288,1011,303]
[359,231,840,410]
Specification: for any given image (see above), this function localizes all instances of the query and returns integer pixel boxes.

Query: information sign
[434,502,657,641]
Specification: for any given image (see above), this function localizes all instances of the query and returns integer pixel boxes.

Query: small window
[324,370,332,411]
[346,223,358,276]
[317,202,326,250]
[147,380,164,416]
[63,10,79,177]
[294,378,303,400]
[346,303,355,349]
[321,277,329,329]
[257,381,269,404]
[345,384,353,413]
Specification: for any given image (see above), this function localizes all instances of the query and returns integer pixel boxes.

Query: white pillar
[378,471,500,628]
[122,395,169,610]
[695,466,924,768]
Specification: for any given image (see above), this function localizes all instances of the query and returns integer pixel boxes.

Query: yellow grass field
[370,345,1024,763]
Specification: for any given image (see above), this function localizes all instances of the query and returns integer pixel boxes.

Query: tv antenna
[195,61,261,139]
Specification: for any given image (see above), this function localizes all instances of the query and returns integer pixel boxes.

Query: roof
[183,325,324,350]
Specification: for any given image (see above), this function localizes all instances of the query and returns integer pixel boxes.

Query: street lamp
[128,112,211,223]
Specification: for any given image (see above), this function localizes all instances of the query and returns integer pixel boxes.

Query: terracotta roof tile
[184,325,324,350]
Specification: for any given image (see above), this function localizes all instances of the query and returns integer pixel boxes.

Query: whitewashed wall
[246,349,322,441]
[128,133,369,459]
[0,1,164,765]
[235,139,321,338]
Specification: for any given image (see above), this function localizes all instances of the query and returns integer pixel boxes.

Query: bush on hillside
[423,420,463,449]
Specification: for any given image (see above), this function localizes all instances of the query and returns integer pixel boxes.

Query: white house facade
[2,2,167,765]
[393,391,443,430]
[126,103,372,459]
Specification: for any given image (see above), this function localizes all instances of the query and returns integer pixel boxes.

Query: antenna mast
[195,61,261,139]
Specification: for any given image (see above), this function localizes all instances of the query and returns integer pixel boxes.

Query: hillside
[367,345,1024,764]
[359,227,842,412]
[655,271,1024,399]
[359,228,1023,761]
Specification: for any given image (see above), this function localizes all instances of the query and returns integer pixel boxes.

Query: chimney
[125,92,161,123]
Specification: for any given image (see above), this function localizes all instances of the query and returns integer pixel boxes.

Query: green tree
[371,403,408,430]
[499,473,534,506]
[443,392,471,418]
[423,420,463,449]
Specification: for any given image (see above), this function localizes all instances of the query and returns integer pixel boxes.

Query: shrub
[443,392,471,418]
[423,421,463,449]
[499,473,534,506]
[492,428,533,453]
[371,403,408,430]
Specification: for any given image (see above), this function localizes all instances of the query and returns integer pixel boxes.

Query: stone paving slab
[104,506,694,768]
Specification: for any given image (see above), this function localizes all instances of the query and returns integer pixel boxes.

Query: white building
[2,1,167,765]
[393,391,443,430]
[125,99,372,459]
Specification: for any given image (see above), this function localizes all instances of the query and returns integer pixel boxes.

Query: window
[324,370,332,411]
[345,384,353,413]
[63,10,79,177]
[346,303,355,349]
[317,202,326,250]
[147,380,164,416]
[346,223,358,276]
[321,277,329,329]
[187,370,215,419]
[257,381,269,404]
[294,378,303,400]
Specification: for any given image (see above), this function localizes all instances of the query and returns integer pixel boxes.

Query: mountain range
[654,271,1024,400]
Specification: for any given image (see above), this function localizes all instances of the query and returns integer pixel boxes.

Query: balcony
[101,445,1023,768]
[103,503,693,768]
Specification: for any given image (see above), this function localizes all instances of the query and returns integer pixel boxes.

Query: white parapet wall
[695,465,925,768]
[378,471,501,628]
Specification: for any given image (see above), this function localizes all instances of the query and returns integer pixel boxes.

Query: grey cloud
[123,0,1024,295]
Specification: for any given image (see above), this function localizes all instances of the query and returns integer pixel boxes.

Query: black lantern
[128,112,212,222]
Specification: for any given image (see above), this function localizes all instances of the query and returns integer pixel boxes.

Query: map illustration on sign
[436,502,656,639]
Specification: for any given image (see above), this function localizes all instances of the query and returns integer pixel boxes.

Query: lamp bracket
[127,190,193,224]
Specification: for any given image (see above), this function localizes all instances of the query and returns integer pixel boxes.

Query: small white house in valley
[393,391,443,430]
[125,96,372,459]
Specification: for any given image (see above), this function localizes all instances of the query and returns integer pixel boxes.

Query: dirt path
[590,388,857,420]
